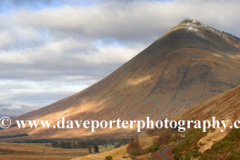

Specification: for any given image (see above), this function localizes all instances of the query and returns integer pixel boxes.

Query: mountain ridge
[178,18,240,49]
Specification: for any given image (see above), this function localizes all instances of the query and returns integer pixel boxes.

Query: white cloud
[10,1,240,40]
[0,31,16,48]
[0,51,33,64]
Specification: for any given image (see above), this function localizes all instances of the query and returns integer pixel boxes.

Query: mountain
[175,84,240,121]
[0,104,39,118]
[0,114,14,118]
[1,19,240,139]
[172,84,240,159]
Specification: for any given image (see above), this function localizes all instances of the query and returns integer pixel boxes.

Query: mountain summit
[178,18,240,49]
[2,19,240,139]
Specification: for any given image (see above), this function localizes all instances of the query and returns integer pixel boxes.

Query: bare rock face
[1,19,240,139]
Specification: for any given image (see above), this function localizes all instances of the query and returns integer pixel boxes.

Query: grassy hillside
[0,142,94,160]
[172,127,240,159]
[171,84,240,159]
[175,85,240,121]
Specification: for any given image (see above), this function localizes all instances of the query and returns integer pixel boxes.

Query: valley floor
[0,143,111,160]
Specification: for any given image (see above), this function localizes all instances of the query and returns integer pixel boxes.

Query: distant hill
[0,114,14,118]
[0,104,39,118]
[1,19,240,139]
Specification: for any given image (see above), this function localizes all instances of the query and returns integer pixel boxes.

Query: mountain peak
[180,18,202,25]
[178,18,218,34]
[173,18,240,49]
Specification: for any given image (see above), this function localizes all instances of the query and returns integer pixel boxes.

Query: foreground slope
[175,84,240,121]
[2,19,240,139]
[172,84,240,159]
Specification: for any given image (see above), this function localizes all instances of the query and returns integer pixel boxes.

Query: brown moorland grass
[0,143,111,160]
[0,155,75,160]
[72,134,155,160]
[175,85,240,121]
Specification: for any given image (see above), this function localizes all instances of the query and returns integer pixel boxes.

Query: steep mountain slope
[1,19,240,139]
[175,84,240,121]
[172,84,240,159]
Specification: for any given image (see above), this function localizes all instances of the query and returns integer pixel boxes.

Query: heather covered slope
[172,84,240,159]
[175,84,240,121]
[1,19,240,139]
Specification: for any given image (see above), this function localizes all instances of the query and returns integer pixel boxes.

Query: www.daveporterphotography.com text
[0,117,237,133]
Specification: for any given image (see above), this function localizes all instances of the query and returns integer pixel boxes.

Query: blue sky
[0,0,239,116]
